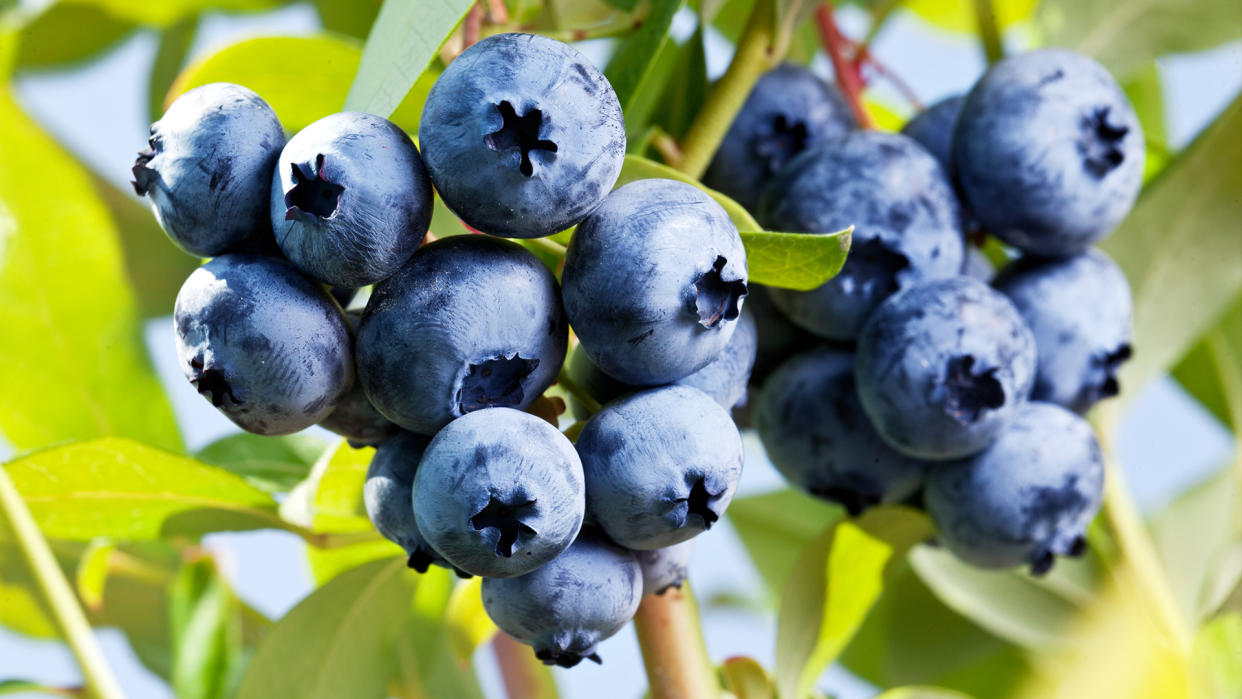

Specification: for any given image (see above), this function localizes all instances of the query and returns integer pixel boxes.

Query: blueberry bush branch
[971,0,1004,64]
[0,467,126,699]
[632,587,719,699]
[814,3,876,130]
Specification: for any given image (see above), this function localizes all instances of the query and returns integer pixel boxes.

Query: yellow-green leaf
[903,0,1038,34]
[740,228,853,291]
[1190,612,1242,699]
[616,153,760,229]
[776,507,933,699]
[444,576,497,661]
[0,90,180,452]
[4,438,285,541]
[722,656,775,699]
[74,538,115,612]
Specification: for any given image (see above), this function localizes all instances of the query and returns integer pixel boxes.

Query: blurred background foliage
[0,0,1239,698]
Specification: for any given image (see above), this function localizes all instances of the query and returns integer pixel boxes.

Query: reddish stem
[463,2,484,50]
[814,4,876,129]
[854,43,923,111]
[492,633,553,699]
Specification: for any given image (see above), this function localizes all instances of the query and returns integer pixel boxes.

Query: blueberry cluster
[137,33,750,668]
[742,50,1139,576]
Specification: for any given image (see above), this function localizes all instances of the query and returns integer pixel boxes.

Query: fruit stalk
[814,4,876,130]
[492,632,557,698]
[632,586,719,699]
[0,467,126,699]
[970,0,1004,64]
[677,0,779,179]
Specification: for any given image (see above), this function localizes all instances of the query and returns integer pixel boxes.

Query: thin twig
[971,0,1004,64]
[815,3,876,129]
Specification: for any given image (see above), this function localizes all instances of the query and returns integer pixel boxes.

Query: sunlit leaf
[313,0,383,39]
[236,557,415,699]
[616,153,761,229]
[170,557,246,699]
[397,568,487,699]
[727,488,842,596]
[1101,96,1242,403]
[14,3,135,70]
[1040,0,1242,77]
[1190,612,1242,699]
[605,0,686,112]
[875,687,975,699]
[722,656,775,699]
[444,576,498,661]
[343,0,475,118]
[775,507,932,699]
[0,91,180,452]
[74,538,115,612]
[1172,296,1242,433]
[4,438,285,541]
[196,432,328,495]
[902,0,1038,34]
[740,228,853,291]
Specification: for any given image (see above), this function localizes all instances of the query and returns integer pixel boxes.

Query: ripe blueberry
[356,236,568,435]
[173,254,354,435]
[855,277,1037,460]
[562,179,749,385]
[133,83,285,256]
[413,408,585,578]
[271,112,432,288]
[364,431,451,573]
[419,33,625,238]
[635,540,693,596]
[318,310,399,447]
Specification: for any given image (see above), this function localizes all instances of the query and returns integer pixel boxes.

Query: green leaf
[170,557,247,699]
[740,228,853,290]
[196,432,327,495]
[0,680,79,697]
[653,26,709,140]
[1120,63,1170,181]
[0,90,181,452]
[605,0,687,112]
[1172,296,1242,432]
[148,15,199,123]
[726,488,842,596]
[14,3,135,70]
[395,568,488,699]
[343,0,475,118]
[721,656,774,699]
[616,154,760,229]
[4,438,287,541]
[842,561,1033,699]
[1040,0,1242,78]
[74,538,116,612]
[236,557,415,699]
[1100,95,1242,402]
[875,688,975,699]
[1152,463,1242,623]
[775,507,932,699]
[907,545,1085,650]
[313,0,383,39]
[1190,612,1242,699]
[901,0,1038,34]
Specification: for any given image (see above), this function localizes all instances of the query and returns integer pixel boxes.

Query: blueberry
[993,249,1132,413]
[565,306,757,418]
[356,235,568,435]
[576,385,743,549]
[953,49,1144,257]
[900,95,964,177]
[703,63,855,212]
[271,112,432,288]
[924,402,1104,574]
[481,530,641,667]
[132,83,285,256]
[364,431,451,573]
[758,131,964,341]
[413,408,585,578]
[319,310,399,447]
[745,284,816,385]
[419,33,625,238]
[756,348,928,514]
[635,540,693,596]
[174,254,353,435]
[855,277,1037,460]
[563,179,749,386]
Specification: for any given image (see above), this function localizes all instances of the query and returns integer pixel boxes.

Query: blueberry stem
[970,0,1004,64]
[556,365,602,415]
[1095,408,1194,654]
[813,4,877,130]
[521,236,567,262]
[0,467,126,699]
[491,632,557,698]
[677,0,781,179]
[632,585,719,699]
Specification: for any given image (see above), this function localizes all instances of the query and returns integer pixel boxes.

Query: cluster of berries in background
[134,18,1143,668]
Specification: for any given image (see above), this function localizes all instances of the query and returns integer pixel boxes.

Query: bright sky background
[2,3,1239,697]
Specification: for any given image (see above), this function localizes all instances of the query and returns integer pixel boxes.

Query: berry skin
[133,83,285,256]
[703,63,855,212]
[576,385,743,550]
[364,432,451,573]
[413,408,585,578]
[271,112,432,288]
[419,33,625,238]
[855,277,1037,460]
[635,540,693,596]
[173,254,354,435]
[953,49,1145,257]
[961,246,995,282]
[924,402,1104,575]
[758,131,964,341]
[356,236,568,435]
[565,306,758,418]
[562,179,749,386]
[993,249,1132,413]
[318,310,399,447]
[756,348,928,514]
[746,283,816,385]
[900,95,964,177]
[481,530,642,667]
